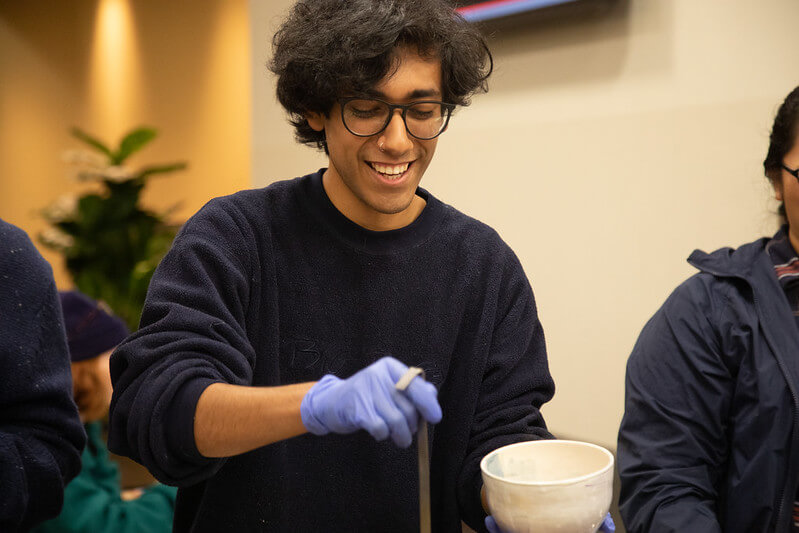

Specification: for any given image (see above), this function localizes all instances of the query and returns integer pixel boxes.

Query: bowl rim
[479,439,614,487]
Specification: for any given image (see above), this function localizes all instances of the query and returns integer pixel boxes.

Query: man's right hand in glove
[300,356,442,448]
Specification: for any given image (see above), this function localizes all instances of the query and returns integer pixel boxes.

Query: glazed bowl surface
[480,440,614,533]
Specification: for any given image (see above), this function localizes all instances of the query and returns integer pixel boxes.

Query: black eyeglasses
[338,97,456,140]
[783,164,799,180]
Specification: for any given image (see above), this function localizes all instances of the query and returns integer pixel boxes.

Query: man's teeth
[370,162,409,176]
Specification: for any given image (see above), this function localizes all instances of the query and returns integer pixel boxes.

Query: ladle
[395,367,430,533]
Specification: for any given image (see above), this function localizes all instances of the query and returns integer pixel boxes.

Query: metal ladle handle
[396,367,431,533]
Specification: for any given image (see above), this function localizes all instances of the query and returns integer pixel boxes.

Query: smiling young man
[107,1,555,532]
[307,51,442,231]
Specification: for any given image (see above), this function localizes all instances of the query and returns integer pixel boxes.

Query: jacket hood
[687,237,771,280]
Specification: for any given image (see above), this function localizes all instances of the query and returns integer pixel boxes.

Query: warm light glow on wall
[89,0,141,137]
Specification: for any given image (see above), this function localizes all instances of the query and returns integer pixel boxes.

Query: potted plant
[41,127,186,331]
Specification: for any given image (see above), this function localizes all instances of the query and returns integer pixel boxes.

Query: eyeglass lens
[342,99,448,139]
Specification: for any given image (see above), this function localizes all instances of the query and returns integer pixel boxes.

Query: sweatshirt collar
[299,168,446,254]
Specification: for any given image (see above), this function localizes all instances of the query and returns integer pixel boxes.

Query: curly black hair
[764,86,799,223]
[270,0,493,152]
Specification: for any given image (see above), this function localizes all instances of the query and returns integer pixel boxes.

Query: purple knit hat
[58,291,129,362]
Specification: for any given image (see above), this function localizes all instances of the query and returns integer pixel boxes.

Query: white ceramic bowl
[480,440,614,533]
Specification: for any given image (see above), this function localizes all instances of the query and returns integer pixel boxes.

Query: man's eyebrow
[363,88,443,100]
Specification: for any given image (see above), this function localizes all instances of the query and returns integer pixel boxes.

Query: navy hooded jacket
[618,237,799,532]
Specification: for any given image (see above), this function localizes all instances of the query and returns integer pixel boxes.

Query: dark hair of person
[270,0,493,152]
[764,85,799,224]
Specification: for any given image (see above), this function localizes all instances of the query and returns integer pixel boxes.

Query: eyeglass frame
[783,163,799,180]
[337,97,456,141]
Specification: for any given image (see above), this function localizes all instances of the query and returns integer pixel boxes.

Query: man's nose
[377,111,413,155]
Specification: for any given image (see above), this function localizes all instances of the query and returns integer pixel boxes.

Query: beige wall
[249,0,327,181]
[0,0,251,287]
[250,0,799,448]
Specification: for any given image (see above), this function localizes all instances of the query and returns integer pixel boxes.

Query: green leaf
[139,162,187,179]
[76,194,106,228]
[71,127,113,160]
[113,127,157,164]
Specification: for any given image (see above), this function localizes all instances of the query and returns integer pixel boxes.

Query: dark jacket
[618,237,799,532]
[0,219,86,532]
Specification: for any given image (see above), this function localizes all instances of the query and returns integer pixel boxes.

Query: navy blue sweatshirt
[108,170,554,532]
[0,219,85,532]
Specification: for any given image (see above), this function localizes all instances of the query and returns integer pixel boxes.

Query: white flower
[43,195,78,222]
[62,149,108,168]
[62,149,107,165]
[102,165,136,182]
[62,149,108,182]
[74,170,104,182]
[40,227,75,249]
[61,150,141,183]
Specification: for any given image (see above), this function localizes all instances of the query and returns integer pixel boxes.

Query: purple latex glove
[300,356,442,447]
[485,516,502,533]
[485,512,615,533]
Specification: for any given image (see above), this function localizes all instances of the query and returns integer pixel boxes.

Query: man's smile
[366,160,414,183]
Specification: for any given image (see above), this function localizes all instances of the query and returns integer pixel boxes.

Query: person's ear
[306,112,325,132]
[774,176,784,202]
[768,170,784,201]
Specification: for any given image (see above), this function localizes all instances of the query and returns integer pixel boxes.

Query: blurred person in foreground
[0,219,85,532]
[105,1,611,532]
[618,85,799,532]
[33,291,176,533]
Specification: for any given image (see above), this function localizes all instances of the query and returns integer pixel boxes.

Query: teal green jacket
[33,422,176,533]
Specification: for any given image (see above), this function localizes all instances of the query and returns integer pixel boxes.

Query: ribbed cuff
[166,377,223,462]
